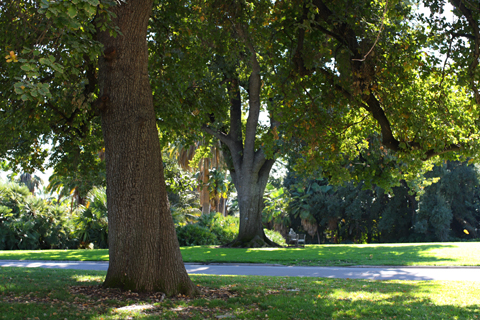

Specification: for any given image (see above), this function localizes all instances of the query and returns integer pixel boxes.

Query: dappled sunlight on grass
[245,247,286,252]
[1,268,480,319]
[71,274,105,283]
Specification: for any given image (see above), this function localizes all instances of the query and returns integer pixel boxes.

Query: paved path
[1,260,479,281]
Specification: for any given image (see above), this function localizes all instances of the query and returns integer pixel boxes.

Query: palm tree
[18,173,43,196]
[46,172,90,213]
[171,139,228,215]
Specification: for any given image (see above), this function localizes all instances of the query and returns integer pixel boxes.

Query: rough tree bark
[97,0,196,294]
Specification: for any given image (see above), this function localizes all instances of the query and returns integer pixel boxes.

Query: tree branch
[227,78,243,145]
[451,0,480,103]
[202,125,234,148]
[202,124,243,166]
[233,22,262,172]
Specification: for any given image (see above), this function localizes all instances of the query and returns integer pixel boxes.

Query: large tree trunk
[228,164,279,247]
[97,0,195,295]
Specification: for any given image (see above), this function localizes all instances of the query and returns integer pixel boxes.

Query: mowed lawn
[1,267,479,319]
[1,242,479,266]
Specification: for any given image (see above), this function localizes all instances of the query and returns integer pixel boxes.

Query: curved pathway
[1,260,479,281]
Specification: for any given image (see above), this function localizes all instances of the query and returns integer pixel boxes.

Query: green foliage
[0,181,110,250]
[413,161,480,242]
[283,172,378,244]
[72,187,108,249]
[376,185,415,243]
[170,192,202,227]
[162,152,202,226]
[280,160,480,244]
[176,224,218,246]
[197,212,239,245]
[0,0,113,174]
[0,182,75,250]
[263,228,285,244]
[176,212,239,246]
[262,183,290,225]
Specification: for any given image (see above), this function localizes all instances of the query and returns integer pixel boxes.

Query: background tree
[152,0,480,247]
[171,139,227,215]
[414,161,480,241]
[151,0,284,247]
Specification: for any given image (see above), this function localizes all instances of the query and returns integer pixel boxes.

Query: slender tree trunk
[201,158,210,215]
[219,197,227,216]
[400,180,418,228]
[97,0,195,295]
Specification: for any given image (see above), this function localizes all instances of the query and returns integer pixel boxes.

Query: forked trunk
[202,24,281,247]
[97,0,195,295]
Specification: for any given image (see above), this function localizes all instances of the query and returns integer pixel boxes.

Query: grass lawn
[1,267,479,319]
[1,242,480,266]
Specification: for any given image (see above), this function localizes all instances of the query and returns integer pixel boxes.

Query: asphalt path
[1,260,479,281]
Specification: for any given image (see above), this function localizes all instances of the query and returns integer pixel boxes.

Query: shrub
[176,224,218,246]
[0,183,75,250]
[264,229,285,244]
[197,212,239,245]
[72,187,108,249]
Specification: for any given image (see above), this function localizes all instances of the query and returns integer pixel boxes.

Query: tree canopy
[147,0,480,246]
[2,0,480,289]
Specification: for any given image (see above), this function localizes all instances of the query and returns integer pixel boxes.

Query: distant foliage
[176,224,218,246]
[0,182,75,250]
[0,179,244,249]
[72,187,108,249]
[264,229,285,244]
[176,212,239,246]
[414,161,480,241]
[278,161,480,244]
[197,212,238,244]
[0,182,110,250]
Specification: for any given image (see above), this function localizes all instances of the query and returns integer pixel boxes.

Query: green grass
[1,242,480,266]
[0,248,110,261]
[0,267,479,319]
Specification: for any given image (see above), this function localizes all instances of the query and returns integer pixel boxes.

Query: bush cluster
[175,212,285,246]
[0,183,108,250]
[0,181,285,249]
[176,212,239,246]
[0,183,75,249]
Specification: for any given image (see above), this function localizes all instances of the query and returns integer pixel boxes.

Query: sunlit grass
[179,242,480,266]
[0,267,479,319]
[0,249,110,261]
[1,242,480,266]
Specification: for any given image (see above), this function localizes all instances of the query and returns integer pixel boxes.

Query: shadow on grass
[205,275,480,319]
[1,268,479,319]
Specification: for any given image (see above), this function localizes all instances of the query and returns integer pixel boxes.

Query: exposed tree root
[223,234,282,248]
